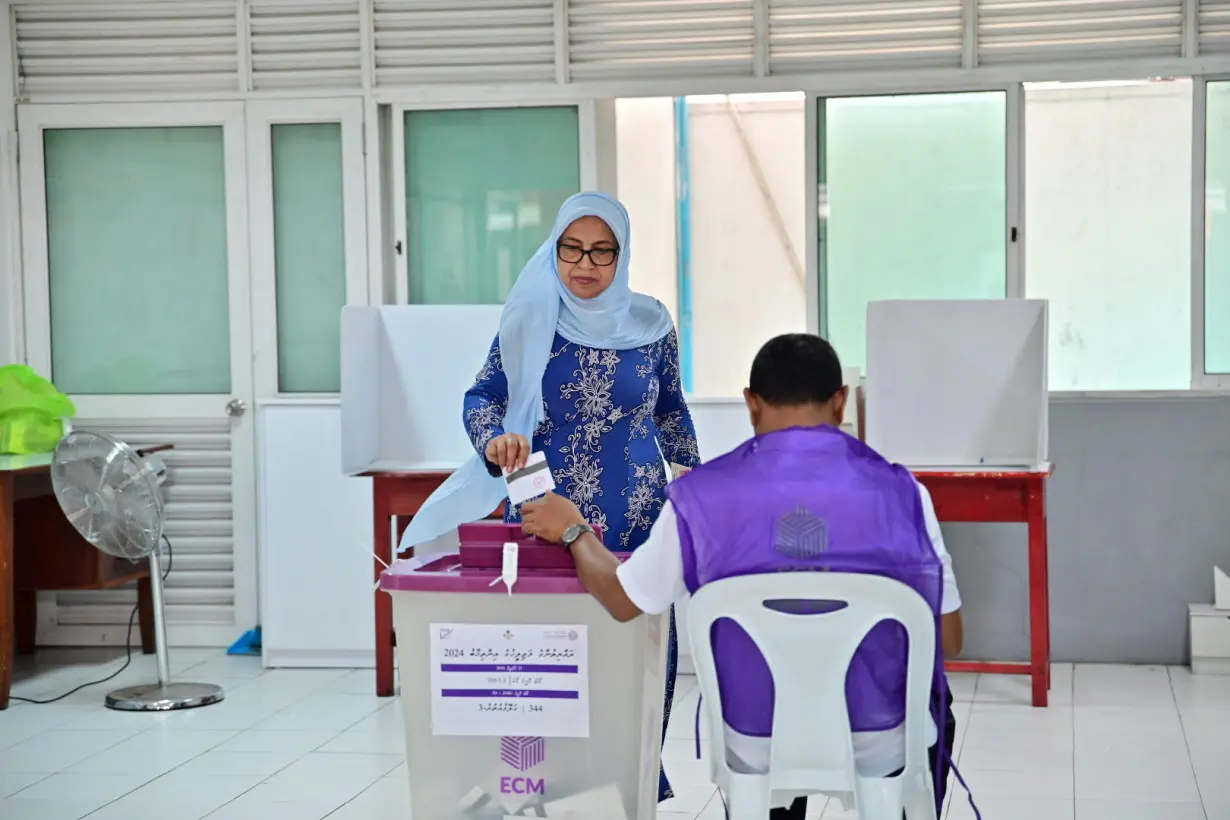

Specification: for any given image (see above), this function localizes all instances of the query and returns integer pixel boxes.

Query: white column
[0,3,21,366]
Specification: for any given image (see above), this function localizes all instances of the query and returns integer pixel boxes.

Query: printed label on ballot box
[429,623,590,738]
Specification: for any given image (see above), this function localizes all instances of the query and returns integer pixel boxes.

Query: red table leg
[1026,480,1051,707]
[374,483,395,698]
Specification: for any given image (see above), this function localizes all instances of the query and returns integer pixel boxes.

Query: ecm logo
[499,736,545,795]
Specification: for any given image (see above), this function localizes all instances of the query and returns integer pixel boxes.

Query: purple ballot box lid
[457,521,605,571]
[380,549,629,594]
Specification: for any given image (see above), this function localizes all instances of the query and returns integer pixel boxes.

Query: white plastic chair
[686,572,939,820]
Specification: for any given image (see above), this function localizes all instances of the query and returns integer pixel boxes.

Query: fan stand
[105,545,225,712]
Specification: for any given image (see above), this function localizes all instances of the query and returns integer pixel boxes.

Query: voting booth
[864,299,1049,470]
[341,305,503,475]
[380,525,667,820]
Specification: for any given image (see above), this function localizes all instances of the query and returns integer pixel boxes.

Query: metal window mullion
[1182,0,1199,59]
[237,0,252,94]
[359,0,375,91]
[555,0,570,84]
[753,0,769,78]
[1006,82,1025,299]
[1191,75,1209,386]
[963,0,979,69]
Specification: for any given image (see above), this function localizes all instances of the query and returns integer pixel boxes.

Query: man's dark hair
[748,333,844,407]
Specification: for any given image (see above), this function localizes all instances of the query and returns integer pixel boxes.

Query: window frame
[388,99,601,306]
[246,97,370,399]
[1192,74,1230,391]
[803,83,1023,343]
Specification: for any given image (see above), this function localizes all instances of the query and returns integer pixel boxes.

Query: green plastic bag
[0,365,76,455]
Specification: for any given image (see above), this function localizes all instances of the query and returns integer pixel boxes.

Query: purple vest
[666,425,944,737]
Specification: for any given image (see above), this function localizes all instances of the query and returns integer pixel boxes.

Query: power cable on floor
[12,535,174,705]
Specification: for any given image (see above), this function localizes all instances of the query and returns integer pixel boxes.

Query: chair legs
[723,774,771,819]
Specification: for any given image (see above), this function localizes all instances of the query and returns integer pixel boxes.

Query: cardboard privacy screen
[864,299,1049,470]
[340,305,502,475]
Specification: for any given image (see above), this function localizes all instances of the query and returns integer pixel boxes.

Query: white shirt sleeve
[915,483,962,615]
[615,501,687,616]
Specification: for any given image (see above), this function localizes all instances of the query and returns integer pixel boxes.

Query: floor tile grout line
[1070,665,1078,817]
[1167,666,1211,820]
[197,699,403,819]
[320,758,410,820]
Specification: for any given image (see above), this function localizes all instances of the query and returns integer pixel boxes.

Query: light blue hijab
[400,192,676,549]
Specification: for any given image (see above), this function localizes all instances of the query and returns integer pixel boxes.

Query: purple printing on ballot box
[500,736,546,771]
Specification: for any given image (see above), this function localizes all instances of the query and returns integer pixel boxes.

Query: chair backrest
[686,572,936,796]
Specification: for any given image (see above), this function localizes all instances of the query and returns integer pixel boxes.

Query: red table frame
[367,471,451,698]
[369,468,1054,707]
[915,468,1053,707]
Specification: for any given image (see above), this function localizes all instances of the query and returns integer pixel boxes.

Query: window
[45,126,230,395]
[271,123,346,393]
[1205,81,1230,376]
[688,94,807,397]
[1024,80,1192,391]
[614,94,808,397]
[819,92,1008,373]
[404,107,581,305]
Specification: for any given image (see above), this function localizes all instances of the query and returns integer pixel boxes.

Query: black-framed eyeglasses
[557,242,618,267]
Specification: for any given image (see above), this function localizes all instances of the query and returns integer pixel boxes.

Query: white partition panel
[259,401,374,667]
[865,299,1049,469]
[341,305,501,474]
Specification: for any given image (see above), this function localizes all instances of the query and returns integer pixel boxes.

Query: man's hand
[520,492,587,544]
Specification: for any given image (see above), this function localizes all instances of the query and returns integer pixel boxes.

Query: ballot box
[380,524,668,820]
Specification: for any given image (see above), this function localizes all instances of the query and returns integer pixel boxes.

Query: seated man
[522,333,963,820]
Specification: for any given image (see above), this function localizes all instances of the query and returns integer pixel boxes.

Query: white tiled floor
[3,650,1229,819]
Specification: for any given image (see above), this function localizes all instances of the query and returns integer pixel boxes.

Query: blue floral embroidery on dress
[462,329,699,802]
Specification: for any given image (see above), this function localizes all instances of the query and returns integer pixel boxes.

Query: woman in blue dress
[400,192,701,803]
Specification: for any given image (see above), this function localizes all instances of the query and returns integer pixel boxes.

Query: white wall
[0,12,17,368]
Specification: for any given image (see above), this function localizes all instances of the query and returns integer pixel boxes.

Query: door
[244,97,372,664]
[18,102,256,647]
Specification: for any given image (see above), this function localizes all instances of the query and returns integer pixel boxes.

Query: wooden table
[1,451,160,710]
[366,466,1055,707]
[367,470,451,698]
[915,468,1054,707]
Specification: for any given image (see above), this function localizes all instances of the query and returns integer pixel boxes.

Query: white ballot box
[380,525,667,820]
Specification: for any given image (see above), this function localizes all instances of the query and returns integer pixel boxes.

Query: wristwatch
[561,522,594,549]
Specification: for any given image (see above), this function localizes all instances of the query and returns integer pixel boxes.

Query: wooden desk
[367,470,451,697]
[367,469,508,697]
[915,468,1053,707]
[366,466,1055,707]
[1,452,159,710]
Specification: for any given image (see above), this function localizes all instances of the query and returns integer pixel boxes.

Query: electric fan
[49,430,225,711]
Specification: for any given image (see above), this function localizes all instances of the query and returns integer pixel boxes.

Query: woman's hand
[485,433,531,474]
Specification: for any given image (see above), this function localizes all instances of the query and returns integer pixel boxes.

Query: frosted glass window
[1206,81,1230,375]
[819,92,1007,372]
[686,95,808,398]
[272,123,346,393]
[1025,81,1191,390]
[405,107,580,305]
[45,127,230,395]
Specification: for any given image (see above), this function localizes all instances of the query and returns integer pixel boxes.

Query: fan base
[105,682,225,712]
